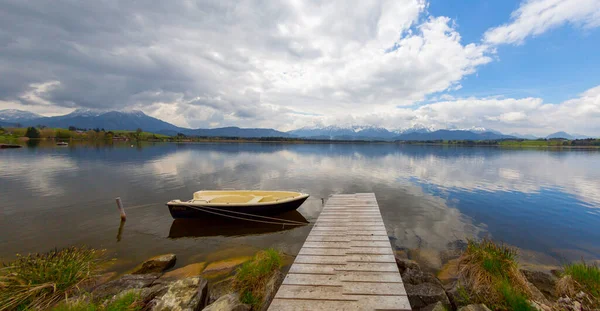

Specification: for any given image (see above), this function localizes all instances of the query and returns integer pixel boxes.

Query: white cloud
[484,0,600,45]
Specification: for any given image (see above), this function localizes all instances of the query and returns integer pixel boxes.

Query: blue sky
[0,0,599,135]
[427,0,600,103]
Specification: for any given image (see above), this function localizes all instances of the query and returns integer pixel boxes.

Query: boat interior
[189,190,305,204]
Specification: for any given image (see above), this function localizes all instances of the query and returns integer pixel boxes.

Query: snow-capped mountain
[393,123,436,134]
[0,109,42,122]
[288,125,397,139]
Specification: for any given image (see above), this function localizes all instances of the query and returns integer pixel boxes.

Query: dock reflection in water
[168,210,309,239]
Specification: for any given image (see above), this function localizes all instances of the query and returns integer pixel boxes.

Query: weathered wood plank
[267,194,410,311]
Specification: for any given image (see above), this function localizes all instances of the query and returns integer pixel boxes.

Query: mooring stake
[115,197,127,221]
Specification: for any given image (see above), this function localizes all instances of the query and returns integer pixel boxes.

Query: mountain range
[0,109,594,141]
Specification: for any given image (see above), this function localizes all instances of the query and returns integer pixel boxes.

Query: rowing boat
[167,190,310,219]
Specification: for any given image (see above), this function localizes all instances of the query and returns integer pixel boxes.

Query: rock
[132,254,177,274]
[161,262,207,280]
[92,273,161,299]
[79,271,117,293]
[202,293,250,311]
[202,257,252,278]
[457,304,491,311]
[402,267,442,286]
[525,279,552,306]
[404,282,451,310]
[445,282,470,310]
[208,277,235,304]
[420,301,447,311]
[409,248,443,271]
[437,259,459,285]
[260,270,284,311]
[151,276,209,311]
[395,256,421,274]
[529,300,552,311]
[520,269,557,301]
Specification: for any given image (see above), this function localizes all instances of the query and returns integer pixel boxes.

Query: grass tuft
[0,247,106,310]
[557,262,600,307]
[51,291,141,311]
[457,239,532,309]
[233,248,282,309]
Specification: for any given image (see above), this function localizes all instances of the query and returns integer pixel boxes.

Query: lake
[1,142,599,272]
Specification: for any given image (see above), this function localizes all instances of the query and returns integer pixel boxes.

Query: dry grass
[232,248,282,309]
[557,262,600,308]
[0,247,106,310]
[457,239,533,309]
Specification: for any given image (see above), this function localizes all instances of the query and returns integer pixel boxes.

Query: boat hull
[167,196,309,219]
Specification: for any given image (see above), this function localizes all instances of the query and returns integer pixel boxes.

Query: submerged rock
[151,276,209,311]
[202,257,252,278]
[457,304,491,311]
[202,293,250,311]
[132,254,177,274]
[395,255,421,274]
[437,259,459,285]
[161,262,207,280]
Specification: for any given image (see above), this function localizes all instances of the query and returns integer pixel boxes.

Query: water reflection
[1,142,599,272]
[168,211,308,239]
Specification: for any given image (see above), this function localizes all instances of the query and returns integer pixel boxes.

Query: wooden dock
[268,193,411,310]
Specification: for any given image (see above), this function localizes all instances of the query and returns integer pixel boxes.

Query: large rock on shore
[92,273,161,299]
[520,269,557,301]
[420,301,447,311]
[150,276,209,311]
[132,254,177,274]
[202,293,250,311]
[458,304,492,311]
[404,282,451,310]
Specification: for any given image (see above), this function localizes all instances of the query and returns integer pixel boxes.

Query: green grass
[0,247,106,310]
[233,248,282,309]
[563,262,600,296]
[457,239,532,309]
[498,280,537,311]
[52,291,141,311]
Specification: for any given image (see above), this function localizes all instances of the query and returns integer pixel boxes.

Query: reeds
[0,247,105,310]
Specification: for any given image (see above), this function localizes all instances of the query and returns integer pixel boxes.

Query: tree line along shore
[1,126,600,146]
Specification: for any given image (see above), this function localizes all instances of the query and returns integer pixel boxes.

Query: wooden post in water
[115,197,127,221]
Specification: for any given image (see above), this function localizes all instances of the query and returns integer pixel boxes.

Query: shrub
[0,247,106,310]
[52,291,141,311]
[233,248,282,309]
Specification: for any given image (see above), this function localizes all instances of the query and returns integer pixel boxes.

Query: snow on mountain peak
[0,109,42,121]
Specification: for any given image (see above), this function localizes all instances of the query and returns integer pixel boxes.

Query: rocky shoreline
[35,244,598,311]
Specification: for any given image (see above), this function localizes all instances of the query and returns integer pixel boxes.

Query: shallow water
[1,142,599,272]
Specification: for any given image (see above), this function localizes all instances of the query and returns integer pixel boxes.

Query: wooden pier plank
[268,193,411,310]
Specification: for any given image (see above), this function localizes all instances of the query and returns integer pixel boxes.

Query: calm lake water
[1,142,599,272]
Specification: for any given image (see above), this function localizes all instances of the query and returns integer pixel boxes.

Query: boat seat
[247,196,264,204]
[192,196,220,203]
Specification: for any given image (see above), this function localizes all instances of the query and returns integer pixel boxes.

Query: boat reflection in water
[168,210,308,239]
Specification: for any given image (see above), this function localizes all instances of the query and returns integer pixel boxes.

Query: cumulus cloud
[484,0,600,45]
[0,0,598,134]
[0,0,492,129]
[323,85,600,136]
